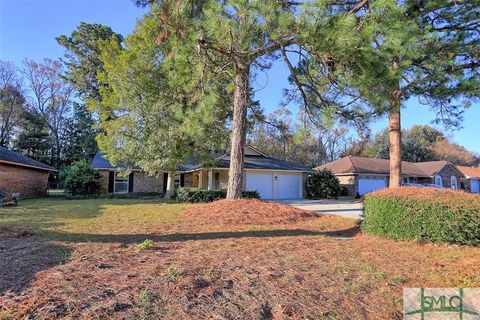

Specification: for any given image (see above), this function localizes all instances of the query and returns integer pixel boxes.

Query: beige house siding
[0,163,49,198]
[336,174,357,196]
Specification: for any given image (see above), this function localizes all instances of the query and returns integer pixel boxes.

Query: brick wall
[98,170,164,193]
[184,172,193,187]
[436,165,462,189]
[132,172,163,193]
[337,174,357,197]
[0,163,49,198]
[98,170,110,193]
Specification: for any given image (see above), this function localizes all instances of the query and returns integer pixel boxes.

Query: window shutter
[128,172,134,193]
[108,172,114,193]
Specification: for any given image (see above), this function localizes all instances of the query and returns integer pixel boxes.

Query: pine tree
[294,0,479,187]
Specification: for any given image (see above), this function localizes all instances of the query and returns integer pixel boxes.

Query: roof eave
[0,159,56,172]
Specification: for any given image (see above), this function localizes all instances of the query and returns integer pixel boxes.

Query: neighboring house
[457,166,480,193]
[0,147,55,198]
[92,146,312,199]
[315,156,465,196]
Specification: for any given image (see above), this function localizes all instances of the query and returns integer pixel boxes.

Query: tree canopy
[93,13,229,178]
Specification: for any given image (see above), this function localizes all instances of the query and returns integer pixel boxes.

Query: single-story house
[92,152,166,194]
[92,146,312,199]
[0,147,55,198]
[315,156,465,196]
[457,166,480,193]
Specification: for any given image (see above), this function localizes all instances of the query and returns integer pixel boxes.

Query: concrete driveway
[275,199,364,220]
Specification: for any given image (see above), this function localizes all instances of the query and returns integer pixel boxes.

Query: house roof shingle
[92,148,312,173]
[186,154,312,172]
[92,152,141,170]
[457,166,480,178]
[0,147,55,171]
[315,156,460,177]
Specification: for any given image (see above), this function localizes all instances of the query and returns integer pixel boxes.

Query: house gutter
[0,160,57,172]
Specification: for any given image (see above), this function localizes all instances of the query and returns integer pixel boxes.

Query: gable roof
[185,145,311,172]
[316,156,463,177]
[92,151,141,170]
[93,146,312,173]
[0,147,55,171]
[457,166,480,178]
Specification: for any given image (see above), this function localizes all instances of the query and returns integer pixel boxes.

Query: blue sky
[1,0,478,153]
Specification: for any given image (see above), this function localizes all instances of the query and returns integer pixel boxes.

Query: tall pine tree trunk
[388,91,402,188]
[165,170,176,199]
[226,63,249,199]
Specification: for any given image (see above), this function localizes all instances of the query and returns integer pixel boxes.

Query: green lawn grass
[0,197,189,241]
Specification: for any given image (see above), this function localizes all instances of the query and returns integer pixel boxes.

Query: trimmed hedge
[362,187,480,246]
[65,192,164,200]
[176,187,260,203]
[306,169,342,199]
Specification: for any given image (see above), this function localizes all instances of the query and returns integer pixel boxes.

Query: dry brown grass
[1,198,479,320]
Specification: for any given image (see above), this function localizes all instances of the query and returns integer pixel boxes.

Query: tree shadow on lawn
[0,234,72,294]
[44,226,361,244]
[0,198,183,234]
[0,225,359,295]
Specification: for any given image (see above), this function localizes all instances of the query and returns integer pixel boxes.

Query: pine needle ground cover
[1,198,479,319]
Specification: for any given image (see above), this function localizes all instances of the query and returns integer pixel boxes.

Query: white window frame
[114,172,129,194]
[450,175,458,190]
[434,175,443,187]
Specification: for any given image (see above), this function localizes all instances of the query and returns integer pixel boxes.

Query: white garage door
[246,172,274,199]
[275,173,302,199]
[358,177,387,195]
[246,172,303,199]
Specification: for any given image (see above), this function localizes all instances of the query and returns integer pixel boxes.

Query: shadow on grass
[0,235,71,294]
[44,226,361,244]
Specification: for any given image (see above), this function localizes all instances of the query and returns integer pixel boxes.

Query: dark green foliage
[64,192,163,200]
[57,22,122,101]
[63,103,98,165]
[60,161,100,196]
[15,111,51,164]
[356,125,477,165]
[306,170,342,199]
[362,187,480,246]
[176,187,260,203]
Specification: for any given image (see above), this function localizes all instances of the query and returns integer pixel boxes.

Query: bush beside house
[176,187,260,203]
[306,169,342,199]
[362,187,480,246]
[61,161,100,196]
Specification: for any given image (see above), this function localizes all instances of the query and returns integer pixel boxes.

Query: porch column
[199,171,203,189]
[207,170,214,190]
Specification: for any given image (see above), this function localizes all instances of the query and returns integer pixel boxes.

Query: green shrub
[176,187,260,203]
[65,192,163,200]
[306,169,342,199]
[60,161,100,196]
[362,187,480,246]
